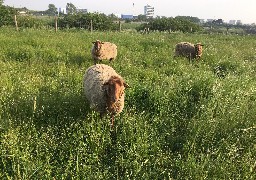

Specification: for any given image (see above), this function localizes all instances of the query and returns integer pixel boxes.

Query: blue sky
[3,0,256,24]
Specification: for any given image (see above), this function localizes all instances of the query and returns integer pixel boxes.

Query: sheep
[91,40,117,64]
[83,64,129,128]
[174,42,203,60]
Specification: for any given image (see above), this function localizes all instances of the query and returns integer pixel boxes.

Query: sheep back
[91,41,117,63]
[174,42,197,59]
[83,64,125,116]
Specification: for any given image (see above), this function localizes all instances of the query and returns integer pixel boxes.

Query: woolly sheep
[91,40,117,64]
[174,42,203,60]
[83,64,129,127]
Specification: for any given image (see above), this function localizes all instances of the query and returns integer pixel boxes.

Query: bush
[137,17,203,33]
[0,5,16,26]
[58,12,119,31]
[16,16,51,29]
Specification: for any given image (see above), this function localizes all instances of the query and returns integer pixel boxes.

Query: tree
[0,0,4,6]
[212,19,223,25]
[66,3,76,15]
[136,16,202,33]
[46,4,57,16]
[175,16,200,24]
[137,14,147,22]
[108,13,119,21]
[58,12,118,31]
[0,5,16,26]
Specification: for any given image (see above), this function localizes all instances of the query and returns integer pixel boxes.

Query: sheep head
[194,43,204,58]
[103,76,129,112]
[92,40,104,52]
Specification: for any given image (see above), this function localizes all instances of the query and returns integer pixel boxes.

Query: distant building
[18,11,28,16]
[229,20,236,25]
[236,20,242,25]
[76,8,87,14]
[60,7,87,14]
[200,19,205,23]
[121,14,133,20]
[207,19,214,23]
[58,7,66,14]
[144,4,154,18]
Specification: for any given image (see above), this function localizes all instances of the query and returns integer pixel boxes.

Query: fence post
[14,15,18,31]
[55,16,58,32]
[90,20,93,32]
[119,21,121,32]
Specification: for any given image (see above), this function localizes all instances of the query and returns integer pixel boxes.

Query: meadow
[0,27,255,179]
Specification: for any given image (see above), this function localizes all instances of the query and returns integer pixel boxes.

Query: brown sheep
[174,42,203,60]
[83,64,129,128]
[91,40,117,64]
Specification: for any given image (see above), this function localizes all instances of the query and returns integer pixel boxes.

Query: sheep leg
[109,58,114,63]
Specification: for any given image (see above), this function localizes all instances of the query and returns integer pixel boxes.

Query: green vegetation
[57,13,119,30]
[0,4,16,27]
[0,27,255,179]
[137,16,202,33]
[1,2,256,35]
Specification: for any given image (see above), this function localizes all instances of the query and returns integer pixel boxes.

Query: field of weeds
[0,28,255,179]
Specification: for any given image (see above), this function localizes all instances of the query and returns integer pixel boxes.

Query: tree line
[0,3,203,33]
[136,16,202,33]
[57,13,120,31]
[1,2,256,34]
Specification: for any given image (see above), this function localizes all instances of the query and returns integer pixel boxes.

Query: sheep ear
[124,82,130,88]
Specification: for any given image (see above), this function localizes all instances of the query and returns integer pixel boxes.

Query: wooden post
[33,96,37,113]
[119,20,121,32]
[55,16,58,32]
[226,26,229,35]
[90,20,93,32]
[14,15,18,31]
[169,28,172,34]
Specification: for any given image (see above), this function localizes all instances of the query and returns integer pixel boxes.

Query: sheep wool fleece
[83,64,125,115]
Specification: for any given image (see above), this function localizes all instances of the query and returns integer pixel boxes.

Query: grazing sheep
[174,42,203,60]
[83,64,129,127]
[91,40,117,64]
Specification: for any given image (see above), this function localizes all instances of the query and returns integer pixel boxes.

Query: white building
[58,8,66,14]
[229,20,236,25]
[144,4,154,18]
[76,9,87,14]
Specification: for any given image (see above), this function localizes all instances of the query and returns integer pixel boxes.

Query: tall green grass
[0,27,255,179]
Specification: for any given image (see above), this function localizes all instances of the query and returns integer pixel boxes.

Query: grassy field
[0,27,255,179]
